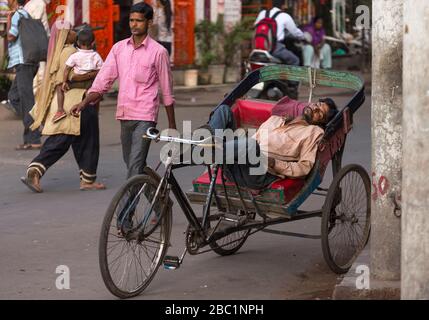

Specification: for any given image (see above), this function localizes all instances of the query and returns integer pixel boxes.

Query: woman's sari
[30,20,87,136]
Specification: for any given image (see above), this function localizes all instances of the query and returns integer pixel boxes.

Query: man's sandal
[15,144,42,151]
[20,168,43,193]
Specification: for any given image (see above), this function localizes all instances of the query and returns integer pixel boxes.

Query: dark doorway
[114,0,132,42]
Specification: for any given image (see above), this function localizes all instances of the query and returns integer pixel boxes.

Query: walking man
[6,0,41,150]
[71,1,176,178]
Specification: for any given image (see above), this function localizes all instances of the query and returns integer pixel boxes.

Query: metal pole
[370,0,403,281]
[401,0,429,299]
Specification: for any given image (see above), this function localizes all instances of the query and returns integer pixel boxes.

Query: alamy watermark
[55,265,70,290]
[355,5,371,30]
[355,264,370,290]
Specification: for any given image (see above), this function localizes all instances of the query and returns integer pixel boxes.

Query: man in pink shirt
[71,2,176,178]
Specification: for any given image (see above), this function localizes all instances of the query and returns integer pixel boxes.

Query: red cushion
[232,99,275,128]
[269,178,305,204]
[192,169,305,204]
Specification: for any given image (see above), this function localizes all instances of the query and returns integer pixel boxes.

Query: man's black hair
[130,1,154,20]
[77,29,95,47]
[272,0,285,8]
[319,98,339,123]
[17,0,26,6]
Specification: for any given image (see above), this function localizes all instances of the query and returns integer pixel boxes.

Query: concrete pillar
[370,0,403,281]
[401,0,429,300]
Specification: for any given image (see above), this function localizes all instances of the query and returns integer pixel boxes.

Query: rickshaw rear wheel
[321,164,371,274]
[99,174,172,298]
[209,210,254,256]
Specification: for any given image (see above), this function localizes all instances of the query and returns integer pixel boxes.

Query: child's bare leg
[53,85,67,123]
[56,85,65,113]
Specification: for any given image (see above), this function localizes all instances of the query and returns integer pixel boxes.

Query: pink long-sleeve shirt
[88,35,174,122]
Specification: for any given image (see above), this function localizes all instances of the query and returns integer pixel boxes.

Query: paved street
[0,81,371,300]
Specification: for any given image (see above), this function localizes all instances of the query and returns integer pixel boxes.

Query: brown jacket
[254,115,324,178]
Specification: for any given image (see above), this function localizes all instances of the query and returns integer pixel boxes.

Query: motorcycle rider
[254,0,305,66]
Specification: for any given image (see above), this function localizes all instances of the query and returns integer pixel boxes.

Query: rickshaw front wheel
[99,174,172,298]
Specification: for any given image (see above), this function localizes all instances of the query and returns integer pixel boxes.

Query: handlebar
[146,127,161,140]
[143,127,217,148]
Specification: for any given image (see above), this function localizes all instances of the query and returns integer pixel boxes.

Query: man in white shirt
[254,0,304,66]
[24,0,50,95]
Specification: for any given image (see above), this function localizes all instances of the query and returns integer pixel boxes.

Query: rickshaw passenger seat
[192,168,306,205]
[191,97,312,205]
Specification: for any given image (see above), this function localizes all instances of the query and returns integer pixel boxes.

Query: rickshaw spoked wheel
[321,164,371,274]
[99,174,172,299]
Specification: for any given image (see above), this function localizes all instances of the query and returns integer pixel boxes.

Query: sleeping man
[200,97,339,190]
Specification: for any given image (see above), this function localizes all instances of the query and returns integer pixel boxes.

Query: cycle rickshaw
[98,65,370,299]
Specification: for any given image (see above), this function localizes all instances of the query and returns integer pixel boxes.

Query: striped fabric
[28,162,46,177]
[80,170,97,184]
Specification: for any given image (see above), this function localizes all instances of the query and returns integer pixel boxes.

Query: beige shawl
[30,24,86,136]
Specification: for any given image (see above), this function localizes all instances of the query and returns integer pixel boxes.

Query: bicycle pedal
[163,255,181,270]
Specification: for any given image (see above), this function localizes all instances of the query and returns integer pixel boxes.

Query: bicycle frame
[141,153,324,251]
[137,123,338,249]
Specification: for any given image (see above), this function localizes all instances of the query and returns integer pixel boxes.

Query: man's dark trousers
[208,104,278,190]
[27,106,100,182]
[8,63,41,145]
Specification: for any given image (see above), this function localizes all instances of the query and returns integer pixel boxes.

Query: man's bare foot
[80,181,106,191]
[20,168,43,193]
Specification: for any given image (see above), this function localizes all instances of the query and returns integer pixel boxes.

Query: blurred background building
[0,0,371,87]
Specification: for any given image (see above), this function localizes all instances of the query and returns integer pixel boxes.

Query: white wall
[224,0,241,31]
[82,0,90,24]
[210,0,218,22]
[196,0,204,22]
[195,0,241,26]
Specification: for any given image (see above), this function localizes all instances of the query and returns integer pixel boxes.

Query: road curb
[174,83,233,92]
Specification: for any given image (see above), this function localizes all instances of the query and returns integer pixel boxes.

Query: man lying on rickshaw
[196,97,338,192]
